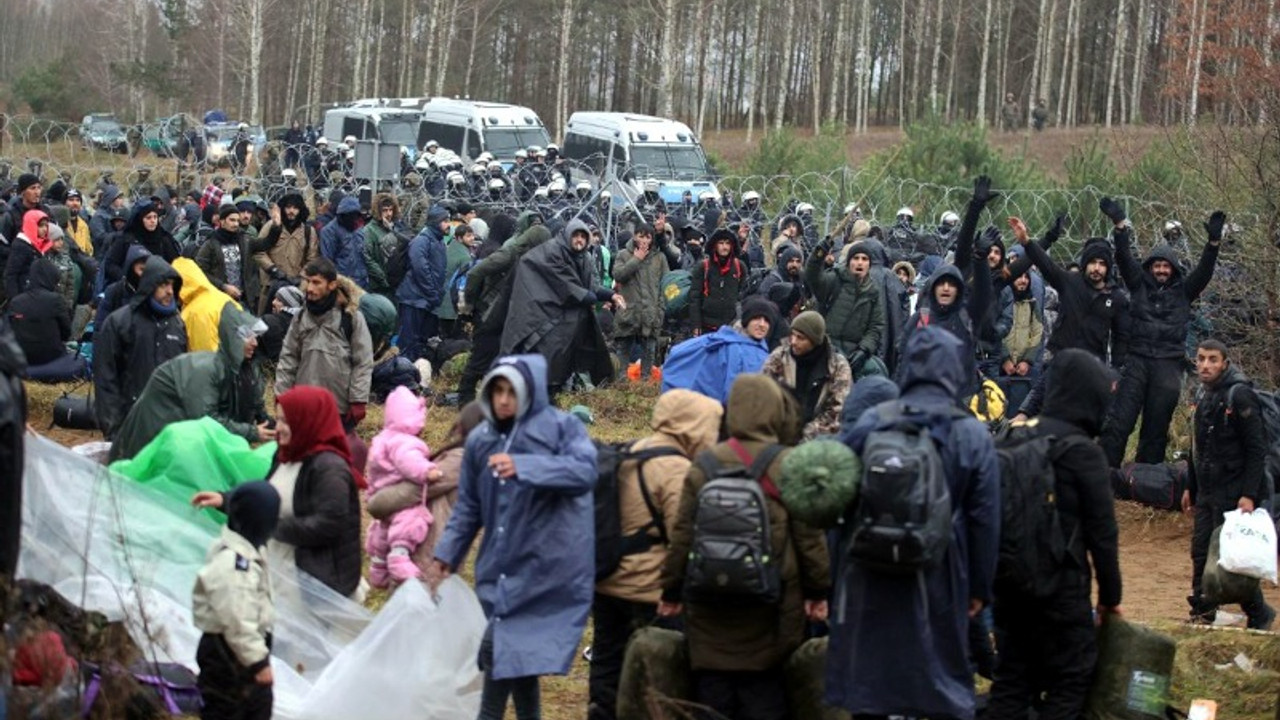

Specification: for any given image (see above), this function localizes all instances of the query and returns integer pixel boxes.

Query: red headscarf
[21,209,52,255]
[275,386,366,489]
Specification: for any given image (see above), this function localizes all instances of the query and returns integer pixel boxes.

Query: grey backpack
[684,440,785,605]
[848,401,964,574]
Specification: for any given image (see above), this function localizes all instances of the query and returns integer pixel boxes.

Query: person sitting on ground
[365,386,443,588]
[109,307,273,462]
[5,259,87,382]
[427,355,598,720]
[3,209,53,300]
[661,298,772,405]
[192,481,280,720]
[761,311,853,440]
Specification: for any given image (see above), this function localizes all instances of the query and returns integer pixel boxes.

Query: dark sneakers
[1246,602,1276,631]
[1187,595,1218,625]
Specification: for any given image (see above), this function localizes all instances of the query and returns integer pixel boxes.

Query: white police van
[419,98,550,165]
[323,105,426,159]
[561,112,718,205]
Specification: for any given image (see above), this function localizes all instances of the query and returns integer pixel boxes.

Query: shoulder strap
[628,446,683,545]
[727,437,784,502]
[340,309,354,345]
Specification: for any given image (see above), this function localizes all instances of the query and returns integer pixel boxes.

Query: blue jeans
[396,304,438,363]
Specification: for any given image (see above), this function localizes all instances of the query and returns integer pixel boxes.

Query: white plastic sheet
[295,578,484,720]
[1218,508,1279,584]
[17,434,377,716]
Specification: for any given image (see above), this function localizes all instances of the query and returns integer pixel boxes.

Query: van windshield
[379,117,420,146]
[484,127,551,156]
[629,145,712,181]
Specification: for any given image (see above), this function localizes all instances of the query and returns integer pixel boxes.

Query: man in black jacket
[1010,216,1130,419]
[1100,202,1222,468]
[5,259,86,381]
[690,228,744,335]
[988,349,1123,719]
[1183,339,1275,629]
[94,256,188,439]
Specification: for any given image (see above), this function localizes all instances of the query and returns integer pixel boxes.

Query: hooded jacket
[1115,228,1218,360]
[500,219,615,389]
[1022,237,1129,367]
[761,337,854,440]
[252,193,316,312]
[611,233,671,338]
[366,385,436,495]
[661,374,830,671]
[108,306,267,462]
[362,194,402,296]
[1190,364,1270,508]
[899,265,984,388]
[174,257,241,352]
[396,204,449,310]
[5,258,70,366]
[436,226,476,321]
[830,327,1001,720]
[93,256,188,437]
[274,280,374,415]
[596,390,723,603]
[3,209,52,299]
[89,185,123,249]
[466,224,552,334]
[101,202,181,286]
[689,230,743,330]
[433,354,599,680]
[319,196,370,289]
[806,247,886,362]
[192,518,276,673]
[95,245,152,330]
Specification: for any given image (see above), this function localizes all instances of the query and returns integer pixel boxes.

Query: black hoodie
[1114,228,1218,360]
[226,481,281,548]
[690,228,743,331]
[102,201,180,285]
[5,259,70,365]
[1029,349,1122,609]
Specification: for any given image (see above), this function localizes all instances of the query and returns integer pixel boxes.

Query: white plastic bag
[296,577,485,720]
[1217,508,1279,584]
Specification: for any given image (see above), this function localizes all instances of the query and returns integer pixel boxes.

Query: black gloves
[816,237,833,256]
[849,350,868,373]
[1043,213,1068,247]
[971,176,1000,207]
[1098,197,1127,225]
[979,225,1002,254]
[1204,211,1226,244]
[268,265,287,282]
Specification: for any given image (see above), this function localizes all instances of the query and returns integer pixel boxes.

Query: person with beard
[100,199,181,288]
[999,268,1045,381]
[362,194,404,297]
[1009,217,1130,420]
[1182,339,1275,629]
[94,256,188,439]
[986,350,1123,719]
[196,204,260,311]
[807,239,886,376]
[690,229,744,336]
[319,195,370,289]
[191,481,281,720]
[611,223,670,381]
[109,308,274,461]
[758,245,806,308]
[63,189,92,255]
[96,245,151,330]
[761,311,853,440]
[253,192,318,314]
[500,219,624,394]
[396,204,449,362]
[276,257,374,430]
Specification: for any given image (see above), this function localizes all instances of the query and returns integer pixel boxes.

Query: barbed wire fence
[4,113,1277,380]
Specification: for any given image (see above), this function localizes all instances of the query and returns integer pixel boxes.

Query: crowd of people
[0,147,1276,720]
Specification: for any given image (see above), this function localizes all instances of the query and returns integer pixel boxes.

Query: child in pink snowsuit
[365,386,441,587]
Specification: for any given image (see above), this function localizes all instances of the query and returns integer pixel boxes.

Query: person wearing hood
[758,244,806,306]
[192,481,281,720]
[589,389,723,720]
[761,311,853,440]
[319,195,370,289]
[174,257,242,352]
[88,184,125,253]
[658,374,829,720]
[101,200,181,288]
[3,208,53,299]
[396,203,449,362]
[456,220,553,404]
[427,355,598,720]
[5,258,86,381]
[807,238,886,376]
[109,306,272,461]
[436,220,480,339]
[95,244,151,330]
[362,193,404,297]
[830,327,1000,720]
[690,228,744,335]
[1,175,51,293]
[196,203,260,311]
[1100,203,1224,469]
[1009,216,1130,419]
[987,349,1123,719]
[1183,339,1275,629]
[253,193,317,314]
[259,285,303,363]
[611,223,670,381]
[500,219,623,394]
[93,255,188,438]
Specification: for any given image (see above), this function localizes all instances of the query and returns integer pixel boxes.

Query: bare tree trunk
[746,0,765,142]
[421,0,438,95]
[308,0,331,114]
[829,0,848,123]
[371,0,386,97]
[977,0,995,127]
[908,0,926,122]
[773,0,797,130]
[352,0,371,97]
[1104,0,1127,127]
[945,0,961,120]
[896,0,906,127]
[695,0,714,136]
[555,0,573,137]
[1128,0,1146,123]
[811,0,824,133]
[1029,0,1049,126]
[1188,0,1207,125]
[656,0,678,118]
[929,0,945,115]
[1064,0,1082,127]
[245,0,264,123]
[1056,0,1075,127]
[1040,0,1060,106]
[434,0,460,95]
[286,9,304,118]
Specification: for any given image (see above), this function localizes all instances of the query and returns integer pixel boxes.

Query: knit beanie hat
[846,241,873,262]
[16,173,40,194]
[740,295,776,326]
[275,285,304,315]
[790,311,826,345]
[1080,239,1113,269]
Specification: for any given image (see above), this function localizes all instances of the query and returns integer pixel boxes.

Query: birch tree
[977,0,995,127]
[555,0,573,137]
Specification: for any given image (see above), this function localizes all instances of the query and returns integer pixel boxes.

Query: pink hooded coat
[365,386,436,556]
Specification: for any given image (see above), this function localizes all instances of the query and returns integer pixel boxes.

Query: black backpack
[594,441,684,582]
[383,229,414,289]
[848,401,964,574]
[738,266,770,300]
[684,439,785,604]
[1227,383,1280,494]
[994,424,1085,597]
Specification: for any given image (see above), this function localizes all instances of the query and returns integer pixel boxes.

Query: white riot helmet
[282,168,297,179]
[575,181,592,197]
[488,161,503,172]
[414,156,432,170]
[698,191,715,202]
[1163,220,1183,240]
[533,186,549,199]
[446,171,466,186]
[844,203,861,216]
[548,179,567,195]
[343,135,358,147]
[644,178,660,193]
[477,152,494,164]
[742,190,761,204]
[425,140,439,151]
[514,149,528,160]
[547,142,560,152]
[939,210,960,228]
[315,136,330,146]
[488,178,507,191]
[470,164,486,176]
[897,206,915,221]
[599,190,612,201]
[797,202,815,215]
